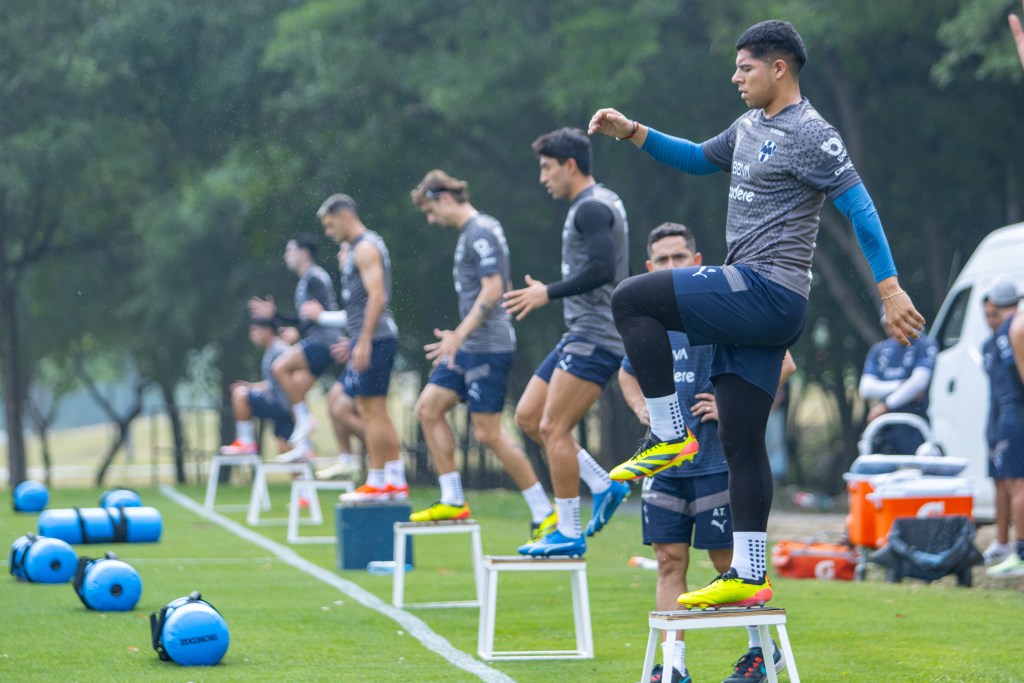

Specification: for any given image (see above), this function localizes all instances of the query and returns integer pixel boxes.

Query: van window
[935,286,972,351]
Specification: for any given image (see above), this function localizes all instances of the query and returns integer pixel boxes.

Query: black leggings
[610,270,684,398]
[612,270,775,532]
[715,374,774,532]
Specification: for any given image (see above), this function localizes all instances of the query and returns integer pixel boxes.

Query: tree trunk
[24,395,59,489]
[159,380,187,484]
[77,361,150,487]
[0,254,27,488]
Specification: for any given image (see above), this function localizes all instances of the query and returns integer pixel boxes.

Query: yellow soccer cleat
[609,426,700,481]
[677,569,773,610]
[409,501,471,523]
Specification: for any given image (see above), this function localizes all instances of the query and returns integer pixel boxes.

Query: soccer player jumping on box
[503,128,631,558]
[589,20,924,609]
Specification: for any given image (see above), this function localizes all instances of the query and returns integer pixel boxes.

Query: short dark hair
[736,20,807,74]
[291,232,319,259]
[531,127,592,176]
[316,193,358,219]
[647,222,697,256]
[411,169,470,207]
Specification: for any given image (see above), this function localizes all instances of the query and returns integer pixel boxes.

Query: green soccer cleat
[610,427,700,481]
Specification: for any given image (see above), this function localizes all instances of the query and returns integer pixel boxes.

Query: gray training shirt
[340,229,399,341]
[560,185,629,356]
[295,264,340,346]
[701,98,862,299]
[454,213,516,354]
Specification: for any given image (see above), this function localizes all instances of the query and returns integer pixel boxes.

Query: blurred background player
[858,308,938,455]
[304,193,407,502]
[220,318,295,457]
[588,20,925,609]
[622,224,791,683]
[249,232,340,461]
[503,128,631,557]
[408,170,555,541]
[311,245,367,481]
[986,280,1024,578]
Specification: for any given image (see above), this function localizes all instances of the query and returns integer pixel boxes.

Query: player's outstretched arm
[588,108,648,147]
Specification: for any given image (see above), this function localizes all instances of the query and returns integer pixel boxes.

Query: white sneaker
[274,447,314,464]
[287,417,316,445]
[986,552,1024,578]
[316,457,361,481]
[983,541,1013,566]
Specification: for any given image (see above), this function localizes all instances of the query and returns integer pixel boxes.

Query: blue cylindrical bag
[13,481,49,513]
[38,507,162,544]
[151,592,230,666]
[73,552,142,611]
[9,533,77,583]
[99,488,143,508]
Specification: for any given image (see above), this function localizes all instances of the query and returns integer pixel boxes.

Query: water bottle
[628,556,658,571]
[366,561,412,575]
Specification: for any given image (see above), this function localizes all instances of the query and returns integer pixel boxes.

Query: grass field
[2,482,1023,682]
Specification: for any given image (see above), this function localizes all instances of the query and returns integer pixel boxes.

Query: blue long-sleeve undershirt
[832,183,898,283]
[641,128,720,175]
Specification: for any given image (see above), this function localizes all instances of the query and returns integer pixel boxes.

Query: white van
[929,222,1024,523]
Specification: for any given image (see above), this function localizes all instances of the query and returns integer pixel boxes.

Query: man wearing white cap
[981,279,1024,570]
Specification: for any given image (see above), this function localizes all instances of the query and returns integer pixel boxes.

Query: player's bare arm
[352,240,386,373]
[878,276,926,346]
[1010,2,1024,71]
[587,108,649,148]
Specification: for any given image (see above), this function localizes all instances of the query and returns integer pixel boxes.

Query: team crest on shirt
[758,140,778,163]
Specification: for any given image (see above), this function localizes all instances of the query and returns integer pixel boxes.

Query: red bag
[771,532,860,581]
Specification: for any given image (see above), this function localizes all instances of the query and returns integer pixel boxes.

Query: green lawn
[1,483,1022,682]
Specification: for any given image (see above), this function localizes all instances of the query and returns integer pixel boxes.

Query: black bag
[869,515,983,586]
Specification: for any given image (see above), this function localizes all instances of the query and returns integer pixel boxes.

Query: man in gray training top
[407,170,555,541]
[249,232,340,460]
[589,19,924,612]
[302,193,408,501]
[503,127,631,558]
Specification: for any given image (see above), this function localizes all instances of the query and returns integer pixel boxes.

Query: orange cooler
[867,474,973,548]
[844,475,876,547]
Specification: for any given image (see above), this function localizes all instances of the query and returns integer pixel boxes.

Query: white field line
[159,485,515,683]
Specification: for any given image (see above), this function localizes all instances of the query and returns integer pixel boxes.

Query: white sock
[438,471,464,505]
[338,453,359,466]
[555,497,582,538]
[747,625,762,647]
[646,394,687,440]
[298,438,314,454]
[367,469,385,489]
[521,482,554,523]
[293,402,311,421]
[576,448,611,494]
[384,458,407,487]
[661,640,686,675]
[732,531,768,581]
[236,421,255,443]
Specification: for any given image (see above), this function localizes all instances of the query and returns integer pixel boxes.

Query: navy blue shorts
[428,351,513,413]
[300,338,335,377]
[988,446,1005,479]
[641,471,732,549]
[671,264,806,399]
[534,334,622,388]
[340,337,398,398]
[994,422,1024,478]
[247,389,294,439]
